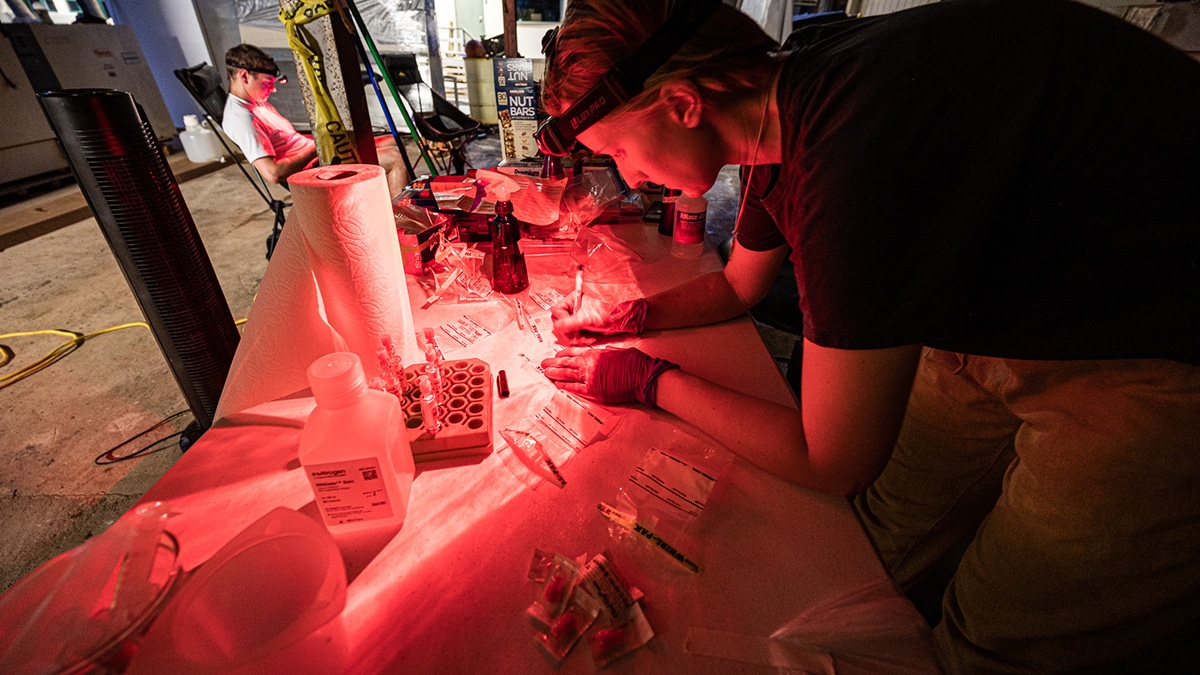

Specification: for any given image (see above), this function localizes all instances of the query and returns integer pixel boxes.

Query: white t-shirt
[222,93,314,164]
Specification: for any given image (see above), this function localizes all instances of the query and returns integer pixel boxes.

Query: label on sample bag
[440,315,491,348]
[527,313,549,344]
[529,287,566,311]
[629,447,716,519]
[535,390,612,450]
[306,458,394,526]
[596,502,701,573]
[579,553,636,627]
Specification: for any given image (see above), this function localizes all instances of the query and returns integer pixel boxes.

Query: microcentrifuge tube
[419,374,442,435]
[382,335,406,391]
[423,343,445,403]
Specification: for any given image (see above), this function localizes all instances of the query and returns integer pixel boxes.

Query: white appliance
[5,22,175,143]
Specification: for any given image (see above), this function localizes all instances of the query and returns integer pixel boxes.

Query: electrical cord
[3,317,249,463]
[0,317,249,390]
[0,323,149,390]
[94,409,193,465]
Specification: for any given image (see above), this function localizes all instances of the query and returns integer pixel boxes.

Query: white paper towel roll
[215,164,420,420]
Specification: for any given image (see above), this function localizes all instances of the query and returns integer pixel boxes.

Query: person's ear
[657,81,703,129]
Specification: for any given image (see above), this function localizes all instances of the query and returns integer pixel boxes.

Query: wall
[106,0,213,128]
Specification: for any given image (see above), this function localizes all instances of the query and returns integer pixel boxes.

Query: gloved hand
[541,347,679,406]
[551,296,648,346]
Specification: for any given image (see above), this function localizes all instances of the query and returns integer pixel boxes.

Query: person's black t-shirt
[736,0,1200,364]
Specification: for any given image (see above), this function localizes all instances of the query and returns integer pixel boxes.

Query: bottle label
[674,210,706,245]
[306,458,394,526]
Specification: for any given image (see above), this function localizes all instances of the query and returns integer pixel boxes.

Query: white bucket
[464,58,499,125]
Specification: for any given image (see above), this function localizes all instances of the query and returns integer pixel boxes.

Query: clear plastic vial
[300,352,415,535]
[672,195,707,258]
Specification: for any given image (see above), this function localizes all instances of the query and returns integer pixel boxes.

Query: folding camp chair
[381,53,484,175]
[173,63,288,260]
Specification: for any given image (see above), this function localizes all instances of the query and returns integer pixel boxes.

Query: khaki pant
[854,349,1200,674]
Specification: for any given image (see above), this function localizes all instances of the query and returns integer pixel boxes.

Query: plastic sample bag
[0,502,179,675]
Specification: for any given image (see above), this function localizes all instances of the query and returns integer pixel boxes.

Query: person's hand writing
[540,347,678,406]
[551,296,648,346]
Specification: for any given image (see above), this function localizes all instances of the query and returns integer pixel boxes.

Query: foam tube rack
[401,359,493,462]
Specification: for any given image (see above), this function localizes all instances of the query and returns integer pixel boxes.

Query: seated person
[222,44,411,195]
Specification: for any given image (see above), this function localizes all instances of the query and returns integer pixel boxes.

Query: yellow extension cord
[0,318,247,391]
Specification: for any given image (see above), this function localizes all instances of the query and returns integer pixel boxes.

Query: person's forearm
[256,148,317,184]
[651,342,921,495]
[651,368,834,489]
[279,148,317,178]
[643,272,753,330]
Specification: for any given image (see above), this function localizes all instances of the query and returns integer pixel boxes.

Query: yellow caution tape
[279,0,359,165]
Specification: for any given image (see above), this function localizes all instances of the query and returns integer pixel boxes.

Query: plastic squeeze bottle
[672,194,707,258]
[300,352,415,535]
[485,174,529,294]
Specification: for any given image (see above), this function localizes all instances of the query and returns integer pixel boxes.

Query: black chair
[381,53,483,175]
[173,63,288,260]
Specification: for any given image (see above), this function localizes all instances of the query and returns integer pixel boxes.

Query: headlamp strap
[538,0,722,154]
[620,0,722,88]
[567,0,721,131]
[225,58,280,78]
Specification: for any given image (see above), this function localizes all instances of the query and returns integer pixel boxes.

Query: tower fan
[38,89,240,448]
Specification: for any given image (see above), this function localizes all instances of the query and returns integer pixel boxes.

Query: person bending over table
[537,1,1200,672]
[222,44,411,195]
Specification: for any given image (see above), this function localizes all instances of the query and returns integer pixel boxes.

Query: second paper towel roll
[215,164,419,420]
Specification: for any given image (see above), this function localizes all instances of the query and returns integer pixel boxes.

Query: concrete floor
[0,131,792,593]
[1,155,274,591]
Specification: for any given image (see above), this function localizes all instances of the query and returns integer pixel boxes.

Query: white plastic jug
[179,114,224,164]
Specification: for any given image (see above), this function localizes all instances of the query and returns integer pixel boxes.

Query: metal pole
[344,0,440,177]
[331,1,416,180]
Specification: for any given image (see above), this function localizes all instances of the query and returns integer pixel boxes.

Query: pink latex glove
[540,347,679,406]
[551,296,648,346]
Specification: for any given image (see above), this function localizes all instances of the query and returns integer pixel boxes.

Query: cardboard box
[396,221,442,275]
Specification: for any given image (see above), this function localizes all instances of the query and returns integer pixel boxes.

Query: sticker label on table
[306,458,395,526]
